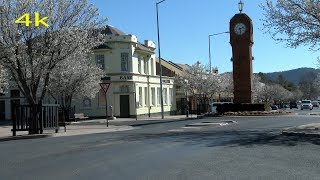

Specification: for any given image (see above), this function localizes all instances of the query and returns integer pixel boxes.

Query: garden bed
[223,110,291,116]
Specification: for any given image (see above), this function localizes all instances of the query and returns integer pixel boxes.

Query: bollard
[109,105,114,119]
[186,105,189,118]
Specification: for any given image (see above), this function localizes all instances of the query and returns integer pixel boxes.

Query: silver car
[301,100,313,110]
[312,101,319,107]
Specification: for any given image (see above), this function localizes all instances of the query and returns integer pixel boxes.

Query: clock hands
[238,26,245,34]
[239,27,244,33]
[234,23,246,35]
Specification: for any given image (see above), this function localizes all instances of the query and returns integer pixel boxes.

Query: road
[287,106,320,115]
[1,115,320,180]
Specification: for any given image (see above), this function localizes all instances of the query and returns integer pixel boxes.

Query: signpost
[99,82,111,127]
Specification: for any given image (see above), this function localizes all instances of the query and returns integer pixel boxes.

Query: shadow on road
[118,130,320,148]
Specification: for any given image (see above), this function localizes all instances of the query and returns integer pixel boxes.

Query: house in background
[155,58,198,115]
[73,25,176,118]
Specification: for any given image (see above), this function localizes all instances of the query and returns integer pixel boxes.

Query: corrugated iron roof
[102,25,126,35]
[136,42,154,53]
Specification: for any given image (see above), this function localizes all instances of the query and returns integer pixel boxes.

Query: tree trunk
[29,101,42,135]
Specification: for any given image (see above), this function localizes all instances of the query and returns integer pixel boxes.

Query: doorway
[120,95,130,118]
[0,101,5,120]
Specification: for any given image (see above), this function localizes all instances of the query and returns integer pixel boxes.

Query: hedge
[216,103,266,114]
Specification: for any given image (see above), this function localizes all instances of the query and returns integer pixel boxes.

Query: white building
[73,25,176,118]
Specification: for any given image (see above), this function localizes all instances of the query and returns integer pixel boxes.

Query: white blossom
[175,62,230,110]
[47,54,104,108]
[0,0,107,105]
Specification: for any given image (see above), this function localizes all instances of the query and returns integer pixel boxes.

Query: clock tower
[230,1,254,103]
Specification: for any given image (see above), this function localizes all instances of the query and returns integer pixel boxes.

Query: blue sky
[91,0,319,73]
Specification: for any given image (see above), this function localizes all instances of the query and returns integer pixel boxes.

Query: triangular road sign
[99,83,111,93]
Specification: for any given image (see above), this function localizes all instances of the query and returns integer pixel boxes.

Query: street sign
[99,82,111,93]
[99,82,111,127]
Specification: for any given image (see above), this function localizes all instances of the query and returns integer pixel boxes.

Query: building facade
[73,25,176,118]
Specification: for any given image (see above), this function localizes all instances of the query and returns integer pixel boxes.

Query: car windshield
[302,100,311,103]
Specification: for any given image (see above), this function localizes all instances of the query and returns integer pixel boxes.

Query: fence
[12,103,60,136]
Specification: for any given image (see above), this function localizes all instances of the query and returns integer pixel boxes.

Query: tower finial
[238,0,244,13]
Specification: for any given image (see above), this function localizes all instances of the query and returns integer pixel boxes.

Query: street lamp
[184,79,189,117]
[208,32,229,73]
[156,0,167,119]
[238,0,244,13]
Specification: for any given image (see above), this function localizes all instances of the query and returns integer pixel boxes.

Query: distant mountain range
[263,68,320,85]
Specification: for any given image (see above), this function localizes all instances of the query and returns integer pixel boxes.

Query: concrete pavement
[70,114,199,127]
[0,124,134,141]
[0,115,197,141]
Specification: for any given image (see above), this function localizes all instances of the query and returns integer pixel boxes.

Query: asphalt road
[287,106,320,115]
[1,115,320,180]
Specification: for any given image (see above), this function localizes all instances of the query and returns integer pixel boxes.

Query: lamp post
[184,79,189,117]
[208,32,229,74]
[156,0,167,119]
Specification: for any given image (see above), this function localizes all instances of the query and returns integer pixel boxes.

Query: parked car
[283,103,290,108]
[271,105,278,110]
[312,101,319,107]
[301,100,313,110]
[290,102,298,109]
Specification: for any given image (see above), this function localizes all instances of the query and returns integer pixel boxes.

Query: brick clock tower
[230,1,253,103]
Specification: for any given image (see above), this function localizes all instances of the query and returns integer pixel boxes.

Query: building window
[82,97,92,108]
[169,88,173,105]
[95,54,105,70]
[144,87,148,106]
[121,53,129,71]
[144,58,148,74]
[138,87,142,107]
[150,59,154,75]
[138,56,141,73]
[141,56,144,74]
[157,87,161,105]
[163,88,168,105]
[151,88,155,106]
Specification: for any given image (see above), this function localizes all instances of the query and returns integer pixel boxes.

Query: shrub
[216,103,266,114]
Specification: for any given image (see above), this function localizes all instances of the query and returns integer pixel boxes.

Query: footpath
[0,115,198,142]
[76,114,199,127]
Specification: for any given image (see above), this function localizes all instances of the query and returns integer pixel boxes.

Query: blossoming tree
[0,0,107,133]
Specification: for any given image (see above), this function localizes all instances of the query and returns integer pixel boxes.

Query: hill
[264,68,320,85]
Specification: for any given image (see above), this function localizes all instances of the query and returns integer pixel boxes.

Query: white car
[301,100,313,110]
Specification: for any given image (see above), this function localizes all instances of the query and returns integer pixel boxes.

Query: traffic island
[282,123,320,137]
[222,110,292,116]
[185,120,237,127]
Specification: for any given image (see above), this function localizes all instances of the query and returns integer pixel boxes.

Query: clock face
[234,23,246,35]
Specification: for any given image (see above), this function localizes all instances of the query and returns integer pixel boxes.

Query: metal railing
[12,103,60,136]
